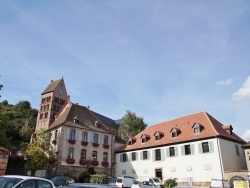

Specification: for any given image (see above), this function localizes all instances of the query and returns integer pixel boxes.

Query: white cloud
[232,76,250,101]
[217,79,233,86]
[241,130,250,142]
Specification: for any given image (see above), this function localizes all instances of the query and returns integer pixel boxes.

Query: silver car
[0,175,56,188]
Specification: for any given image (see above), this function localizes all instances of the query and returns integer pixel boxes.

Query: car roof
[1,175,50,181]
[68,183,113,187]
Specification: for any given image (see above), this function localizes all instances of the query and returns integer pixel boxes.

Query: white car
[0,175,56,188]
[132,181,160,188]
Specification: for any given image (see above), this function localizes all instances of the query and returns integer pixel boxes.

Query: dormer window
[127,138,136,146]
[192,123,203,134]
[154,131,164,141]
[141,134,150,144]
[73,116,79,123]
[170,128,180,138]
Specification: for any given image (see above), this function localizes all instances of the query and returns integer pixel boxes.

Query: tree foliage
[0,100,37,144]
[21,129,55,172]
[118,110,147,141]
[164,178,178,188]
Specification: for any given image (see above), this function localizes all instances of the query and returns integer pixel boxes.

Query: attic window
[95,121,100,127]
[141,134,150,144]
[170,128,180,138]
[154,131,164,141]
[192,123,203,134]
[73,116,79,123]
[128,138,136,146]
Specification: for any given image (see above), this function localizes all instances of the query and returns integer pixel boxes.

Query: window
[155,135,160,141]
[202,142,209,153]
[81,149,86,159]
[142,137,146,143]
[68,148,74,158]
[184,145,191,155]
[194,127,200,134]
[82,132,87,142]
[93,134,98,143]
[18,180,35,188]
[37,180,53,188]
[155,149,161,161]
[143,151,148,160]
[104,135,108,145]
[69,130,75,140]
[121,153,127,162]
[92,151,97,161]
[172,131,177,138]
[169,147,175,157]
[128,141,132,145]
[132,152,136,161]
[103,152,108,162]
[55,130,58,140]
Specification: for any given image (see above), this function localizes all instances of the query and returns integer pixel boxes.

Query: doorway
[155,168,162,180]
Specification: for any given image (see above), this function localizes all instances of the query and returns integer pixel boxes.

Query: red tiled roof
[42,79,63,95]
[116,111,246,152]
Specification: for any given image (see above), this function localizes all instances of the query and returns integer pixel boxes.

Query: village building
[35,78,122,178]
[115,112,248,187]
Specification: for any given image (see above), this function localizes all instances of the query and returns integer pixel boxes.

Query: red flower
[79,159,88,165]
[66,158,75,164]
[91,160,99,166]
[92,143,99,147]
[103,145,109,149]
[101,161,109,167]
[81,141,88,146]
[68,140,76,144]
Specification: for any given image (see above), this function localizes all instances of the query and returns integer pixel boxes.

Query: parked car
[210,179,230,188]
[132,181,160,188]
[0,175,56,188]
[51,176,75,187]
[63,183,114,188]
[116,176,135,188]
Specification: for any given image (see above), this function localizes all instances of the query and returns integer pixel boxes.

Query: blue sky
[1,1,250,141]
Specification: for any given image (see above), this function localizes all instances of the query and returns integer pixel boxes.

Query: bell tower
[35,78,68,131]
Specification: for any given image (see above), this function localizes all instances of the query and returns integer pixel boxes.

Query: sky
[1,1,250,141]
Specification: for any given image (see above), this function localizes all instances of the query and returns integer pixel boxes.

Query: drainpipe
[216,138,224,179]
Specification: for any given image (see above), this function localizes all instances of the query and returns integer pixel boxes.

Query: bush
[164,178,177,188]
[90,174,107,184]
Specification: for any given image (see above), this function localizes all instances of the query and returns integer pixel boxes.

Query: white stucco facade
[115,137,247,185]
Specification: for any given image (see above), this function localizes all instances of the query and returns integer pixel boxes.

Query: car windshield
[0,177,23,188]
[153,178,160,182]
[116,178,122,183]
[133,181,140,185]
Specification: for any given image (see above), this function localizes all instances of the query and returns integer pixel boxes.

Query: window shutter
[75,130,79,141]
[191,144,195,155]
[140,151,143,160]
[120,154,123,162]
[152,150,155,161]
[209,141,214,153]
[52,131,55,140]
[148,150,151,160]
[108,136,111,145]
[198,143,202,153]
[175,147,178,156]
[66,129,70,140]
[98,134,102,144]
[166,148,170,157]
[88,132,92,143]
[127,153,130,161]
[181,146,184,156]
[161,149,165,161]
[135,152,138,160]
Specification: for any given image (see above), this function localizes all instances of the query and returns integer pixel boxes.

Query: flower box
[68,140,76,144]
[103,145,109,149]
[79,159,88,165]
[101,161,109,167]
[91,160,99,166]
[52,140,57,145]
[81,141,88,146]
[92,143,99,147]
[66,158,75,164]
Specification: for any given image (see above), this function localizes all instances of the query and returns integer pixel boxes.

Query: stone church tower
[35,78,68,131]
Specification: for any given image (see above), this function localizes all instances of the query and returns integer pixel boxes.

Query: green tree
[118,110,147,141]
[164,178,177,188]
[21,129,55,175]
